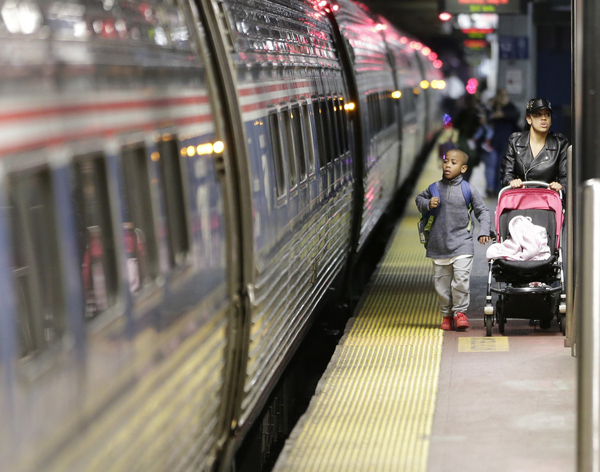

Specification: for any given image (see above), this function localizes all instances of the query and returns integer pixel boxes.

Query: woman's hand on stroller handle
[478,235,492,245]
[509,178,523,188]
[548,181,563,192]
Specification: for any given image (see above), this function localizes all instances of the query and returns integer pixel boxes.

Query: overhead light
[439,12,452,21]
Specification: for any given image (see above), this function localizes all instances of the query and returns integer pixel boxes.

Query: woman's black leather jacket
[500,130,569,191]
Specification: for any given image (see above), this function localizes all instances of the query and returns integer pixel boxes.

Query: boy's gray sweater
[415,175,490,259]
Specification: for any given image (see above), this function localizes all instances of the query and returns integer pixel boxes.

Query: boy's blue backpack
[418,181,473,248]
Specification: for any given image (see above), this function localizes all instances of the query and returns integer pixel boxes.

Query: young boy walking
[415,149,492,330]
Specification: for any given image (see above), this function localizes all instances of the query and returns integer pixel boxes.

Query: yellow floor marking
[273,142,448,472]
[458,337,510,352]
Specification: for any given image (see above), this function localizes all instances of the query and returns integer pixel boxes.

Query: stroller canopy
[495,188,564,250]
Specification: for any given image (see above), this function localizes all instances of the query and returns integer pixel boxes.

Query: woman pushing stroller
[500,98,569,194]
[485,98,570,334]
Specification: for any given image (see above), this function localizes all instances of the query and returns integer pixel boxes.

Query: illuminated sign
[463,39,488,49]
[457,13,498,30]
[441,0,521,14]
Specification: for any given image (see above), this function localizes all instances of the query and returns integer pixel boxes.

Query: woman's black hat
[526,98,553,115]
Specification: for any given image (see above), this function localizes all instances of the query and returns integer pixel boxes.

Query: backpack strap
[422,183,440,236]
[428,182,440,216]
[460,180,473,231]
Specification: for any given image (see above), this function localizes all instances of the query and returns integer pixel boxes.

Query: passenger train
[0,0,444,470]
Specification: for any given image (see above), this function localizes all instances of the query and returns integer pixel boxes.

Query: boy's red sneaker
[455,312,469,330]
[440,316,454,330]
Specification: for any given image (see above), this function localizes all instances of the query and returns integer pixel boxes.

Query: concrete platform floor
[427,165,576,472]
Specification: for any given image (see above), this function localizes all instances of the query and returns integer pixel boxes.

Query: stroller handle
[497,181,563,200]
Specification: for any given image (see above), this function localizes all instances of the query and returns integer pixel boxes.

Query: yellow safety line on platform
[274,150,446,471]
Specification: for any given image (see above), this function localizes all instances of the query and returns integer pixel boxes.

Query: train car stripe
[0,115,214,157]
[0,96,209,123]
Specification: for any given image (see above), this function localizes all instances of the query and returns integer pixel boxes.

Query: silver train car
[0,0,444,470]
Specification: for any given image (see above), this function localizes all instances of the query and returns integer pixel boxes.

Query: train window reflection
[281,108,298,188]
[121,145,159,292]
[290,104,307,182]
[312,99,328,168]
[268,111,286,197]
[156,137,191,268]
[301,103,315,175]
[327,97,340,159]
[73,155,118,320]
[335,96,348,153]
[7,169,65,359]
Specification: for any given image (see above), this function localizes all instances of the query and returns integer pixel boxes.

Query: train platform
[272,150,576,472]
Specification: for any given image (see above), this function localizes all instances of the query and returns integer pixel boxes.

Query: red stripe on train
[238,81,311,97]
[240,93,310,113]
[0,96,209,123]
[0,115,213,157]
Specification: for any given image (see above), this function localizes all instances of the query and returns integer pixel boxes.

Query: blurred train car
[0,0,444,470]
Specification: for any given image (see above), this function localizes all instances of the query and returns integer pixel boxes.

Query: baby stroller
[484,182,566,336]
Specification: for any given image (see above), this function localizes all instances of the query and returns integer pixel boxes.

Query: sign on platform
[499,36,529,59]
[505,69,523,95]
[458,337,509,352]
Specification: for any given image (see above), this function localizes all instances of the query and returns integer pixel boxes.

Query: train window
[280,107,298,188]
[7,169,65,359]
[268,111,286,197]
[290,104,307,182]
[327,97,341,159]
[379,92,388,129]
[312,99,328,168]
[335,97,348,153]
[375,94,382,134]
[72,155,119,320]
[121,145,160,292]
[321,98,335,162]
[302,103,316,175]
[387,96,396,127]
[156,137,191,268]
[367,94,376,137]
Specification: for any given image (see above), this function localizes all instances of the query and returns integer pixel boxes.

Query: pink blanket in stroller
[486,215,551,261]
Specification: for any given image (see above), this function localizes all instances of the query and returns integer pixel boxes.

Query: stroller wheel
[560,312,566,335]
[485,315,492,337]
[540,318,551,330]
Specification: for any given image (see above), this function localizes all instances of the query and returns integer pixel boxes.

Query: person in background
[415,149,491,331]
[442,71,465,121]
[453,94,481,182]
[475,104,497,198]
[490,89,520,192]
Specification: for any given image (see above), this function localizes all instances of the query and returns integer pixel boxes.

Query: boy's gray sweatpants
[432,256,473,317]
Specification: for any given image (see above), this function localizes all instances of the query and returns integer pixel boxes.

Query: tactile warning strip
[273,158,444,471]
